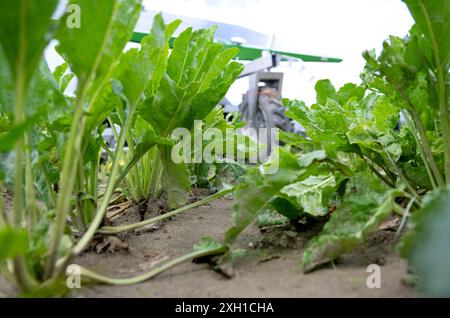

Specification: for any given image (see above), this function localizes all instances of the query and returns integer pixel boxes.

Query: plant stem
[417,0,450,183]
[401,110,437,190]
[24,134,36,230]
[0,190,8,226]
[13,75,25,228]
[42,164,56,208]
[78,245,227,285]
[125,130,143,198]
[72,99,139,255]
[396,87,444,188]
[13,257,37,292]
[438,83,450,183]
[44,83,89,279]
[356,152,395,188]
[395,197,416,239]
[383,143,422,203]
[148,148,162,197]
[410,106,444,187]
[11,53,37,291]
[108,119,138,200]
[97,187,234,234]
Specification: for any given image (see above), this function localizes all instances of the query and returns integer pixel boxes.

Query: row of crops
[0,0,449,297]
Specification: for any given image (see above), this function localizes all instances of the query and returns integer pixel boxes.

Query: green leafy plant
[398,185,450,297]
[221,0,449,281]
[0,0,145,295]
[108,23,243,209]
[0,0,242,296]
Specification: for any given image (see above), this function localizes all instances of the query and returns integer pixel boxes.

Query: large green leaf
[96,14,179,135]
[114,14,180,107]
[0,0,58,91]
[361,22,447,188]
[0,117,37,152]
[279,175,336,217]
[139,26,243,135]
[284,81,362,155]
[133,24,242,207]
[56,0,142,93]
[159,145,190,209]
[302,171,401,273]
[0,227,28,261]
[224,149,303,244]
[403,0,450,70]
[0,48,14,114]
[399,186,450,297]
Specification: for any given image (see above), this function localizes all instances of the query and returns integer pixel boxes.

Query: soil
[0,191,416,298]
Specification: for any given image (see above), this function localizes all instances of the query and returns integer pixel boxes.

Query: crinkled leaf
[302,172,401,273]
[115,14,180,107]
[315,79,337,105]
[279,175,336,217]
[225,149,303,244]
[298,150,326,167]
[140,26,243,135]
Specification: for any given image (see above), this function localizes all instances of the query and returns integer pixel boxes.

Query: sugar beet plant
[223,0,449,295]
[0,0,241,296]
[109,21,243,207]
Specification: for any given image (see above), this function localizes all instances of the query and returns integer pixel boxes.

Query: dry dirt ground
[0,192,416,298]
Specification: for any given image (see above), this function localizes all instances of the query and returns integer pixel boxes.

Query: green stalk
[78,245,227,285]
[418,0,450,183]
[148,148,162,197]
[409,106,444,187]
[438,83,450,184]
[84,149,99,225]
[355,152,395,188]
[112,147,148,195]
[0,190,8,226]
[75,150,86,225]
[42,164,56,208]
[125,130,143,198]
[24,134,36,229]
[141,151,154,197]
[97,187,234,234]
[71,99,140,255]
[13,257,37,292]
[44,84,89,279]
[384,149,422,203]
[395,86,444,188]
[46,0,127,275]
[401,110,437,190]
[13,76,25,228]
[108,118,138,200]
[12,48,37,290]
[116,106,143,198]
[395,197,416,239]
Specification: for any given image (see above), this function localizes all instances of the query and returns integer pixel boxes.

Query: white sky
[143,0,414,105]
[46,0,415,105]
